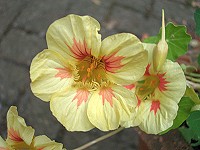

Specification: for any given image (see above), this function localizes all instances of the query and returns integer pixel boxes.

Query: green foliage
[179,110,200,146]
[160,97,195,135]
[143,22,191,61]
[194,8,200,36]
[195,9,200,66]
[185,86,200,104]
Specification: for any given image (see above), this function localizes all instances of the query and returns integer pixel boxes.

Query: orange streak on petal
[99,88,115,107]
[124,84,135,90]
[0,148,9,150]
[55,68,72,79]
[144,64,151,76]
[8,128,23,142]
[73,89,90,107]
[150,100,160,115]
[157,73,169,92]
[65,38,91,60]
[136,96,141,107]
[103,51,124,73]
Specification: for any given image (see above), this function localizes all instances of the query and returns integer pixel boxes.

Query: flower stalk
[74,127,124,150]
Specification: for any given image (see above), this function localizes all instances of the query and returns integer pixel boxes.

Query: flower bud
[153,9,168,72]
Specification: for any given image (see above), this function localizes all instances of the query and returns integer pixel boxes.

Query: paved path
[0,0,196,149]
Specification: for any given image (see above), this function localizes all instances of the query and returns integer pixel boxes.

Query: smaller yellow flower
[6,106,35,149]
[0,106,65,150]
[122,43,186,134]
[122,11,186,134]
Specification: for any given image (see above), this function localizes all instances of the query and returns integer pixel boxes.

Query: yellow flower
[6,106,35,149]
[30,14,148,131]
[122,43,186,134]
[0,106,65,150]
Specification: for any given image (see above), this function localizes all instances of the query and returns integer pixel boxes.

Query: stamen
[136,75,160,101]
[76,55,106,91]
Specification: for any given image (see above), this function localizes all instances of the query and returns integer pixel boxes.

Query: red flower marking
[65,38,91,60]
[150,100,160,115]
[73,89,90,107]
[99,87,115,107]
[0,148,9,150]
[102,51,124,73]
[55,68,72,79]
[124,84,135,90]
[136,96,141,107]
[8,128,23,142]
[144,64,151,76]
[157,73,169,92]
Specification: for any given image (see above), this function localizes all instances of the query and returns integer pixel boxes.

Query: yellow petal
[137,94,178,134]
[6,106,35,146]
[142,43,156,63]
[100,33,148,85]
[0,136,13,150]
[30,49,74,102]
[50,86,94,131]
[142,43,186,103]
[87,84,137,131]
[33,135,64,150]
[155,60,186,103]
[46,14,101,59]
[121,94,143,128]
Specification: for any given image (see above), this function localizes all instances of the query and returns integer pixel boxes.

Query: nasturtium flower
[6,106,35,149]
[0,106,65,150]
[122,43,186,134]
[30,14,148,131]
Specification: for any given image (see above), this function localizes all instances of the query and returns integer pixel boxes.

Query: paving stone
[62,128,138,150]
[0,60,29,106]
[100,27,118,39]
[66,0,112,23]
[14,0,70,35]
[0,105,9,138]
[169,0,189,4]
[0,0,28,39]
[18,89,61,139]
[110,6,161,37]
[0,60,29,136]
[153,0,195,25]
[115,0,153,14]
[0,29,46,66]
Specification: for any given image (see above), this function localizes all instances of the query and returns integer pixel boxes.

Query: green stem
[186,76,200,83]
[185,72,200,78]
[74,127,124,150]
[187,80,200,90]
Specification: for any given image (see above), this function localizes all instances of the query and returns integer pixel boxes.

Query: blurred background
[0,0,199,149]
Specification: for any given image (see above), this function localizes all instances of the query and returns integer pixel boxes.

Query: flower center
[76,55,106,89]
[136,75,159,100]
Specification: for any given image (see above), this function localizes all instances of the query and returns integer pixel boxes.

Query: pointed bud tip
[153,9,168,72]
